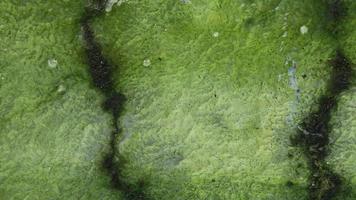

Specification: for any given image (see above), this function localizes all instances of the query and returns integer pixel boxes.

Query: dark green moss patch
[286,181,295,188]
[326,0,347,35]
[328,0,347,23]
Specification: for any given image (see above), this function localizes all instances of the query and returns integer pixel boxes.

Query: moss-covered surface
[0,1,124,199]
[94,0,353,199]
[328,89,356,200]
[325,1,356,199]
[0,0,354,200]
[324,4,356,197]
[340,0,356,62]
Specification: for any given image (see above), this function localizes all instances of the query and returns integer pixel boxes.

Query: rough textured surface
[340,0,356,63]
[0,0,354,200]
[328,89,356,200]
[326,1,356,199]
[94,0,353,199]
[0,1,123,199]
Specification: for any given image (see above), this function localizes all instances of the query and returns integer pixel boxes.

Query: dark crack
[292,51,352,200]
[80,1,147,199]
[291,0,353,199]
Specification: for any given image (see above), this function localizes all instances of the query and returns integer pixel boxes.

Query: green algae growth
[0,0,355,200]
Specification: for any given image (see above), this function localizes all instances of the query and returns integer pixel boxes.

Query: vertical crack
[292,51,352,200]
[80,1,147,199]
[291,1,353,199]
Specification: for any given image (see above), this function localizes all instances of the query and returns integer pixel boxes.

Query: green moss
[327,90,356,200]
[325,1,356,199]
[340,0,356,62]
[0,1,123,199]
[0,0,354,199]
[92,0,350,199]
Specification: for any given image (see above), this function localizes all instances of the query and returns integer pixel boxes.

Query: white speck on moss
[213,32,219,38]
[48,58,58,68]
[57,85,66,94]
[143,59,151,67]
[300,25,308,34]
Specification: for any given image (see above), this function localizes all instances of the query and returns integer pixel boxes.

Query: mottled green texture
[328,89,356,200]
[327,0,356,199]
[94,0,353,199]
[327,1,356,193]
[341,0,356,62]
[0,0,355,200]
[0,1,123,199]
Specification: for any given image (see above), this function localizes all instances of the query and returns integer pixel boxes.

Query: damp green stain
[0,0,355,200]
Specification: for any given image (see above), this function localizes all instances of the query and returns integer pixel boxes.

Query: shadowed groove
[291,1,353,199]
[292,51,352,200]
[80,0,147,199]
